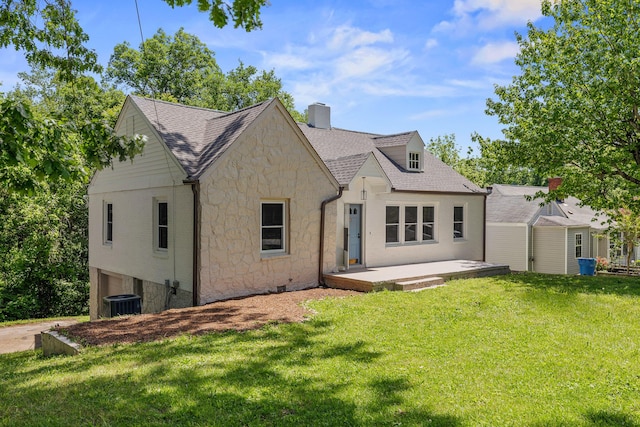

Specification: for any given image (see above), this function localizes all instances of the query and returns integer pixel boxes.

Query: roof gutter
[184,179,200,307]
[319,187,344,286]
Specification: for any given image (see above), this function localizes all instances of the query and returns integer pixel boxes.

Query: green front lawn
[1,273,639,426]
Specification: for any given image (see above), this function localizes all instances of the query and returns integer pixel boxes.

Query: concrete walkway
[0,320,78,354]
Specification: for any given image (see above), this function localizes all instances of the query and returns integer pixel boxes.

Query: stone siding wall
[199,106,337,303]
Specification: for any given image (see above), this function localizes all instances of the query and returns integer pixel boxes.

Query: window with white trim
[261,201,286,254]
[404,206,418,242]
[409,152,421,170]
[453,206,464,239]
[104,202,113,244]
[386,204,438,245]
[385,206,400,243]
[156,200,168,251]
[423,206,435,241]
[575,233,583,258]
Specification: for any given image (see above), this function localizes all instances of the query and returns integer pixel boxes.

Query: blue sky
[0,0,547,151]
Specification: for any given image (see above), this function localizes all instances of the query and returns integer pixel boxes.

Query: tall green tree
[107,28,304,119]
[107,28,222,104]
[0,180,89,320]
[486,0,640,211]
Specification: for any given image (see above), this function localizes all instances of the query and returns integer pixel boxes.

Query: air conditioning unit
[103,294,142,318]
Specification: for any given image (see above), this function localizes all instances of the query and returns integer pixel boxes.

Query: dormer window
[409,152,421,170]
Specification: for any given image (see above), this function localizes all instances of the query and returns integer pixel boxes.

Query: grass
[1,273,640,426]
[0,315,89,328]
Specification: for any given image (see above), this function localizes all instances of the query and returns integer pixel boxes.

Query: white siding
[567,227,590,275]
[88,184,194,291]
[89,102,186,194]
[88,99,193,304]
[532,227,566,274]
[486,224,528,271]
[377,145,406,169]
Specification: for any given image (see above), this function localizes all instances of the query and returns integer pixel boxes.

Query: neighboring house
[88,96,486,319]
[485,181,610,274]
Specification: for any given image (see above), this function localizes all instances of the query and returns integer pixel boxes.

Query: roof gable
[298,124,482,194]
[129,95,272,180]
[487,184,608,228]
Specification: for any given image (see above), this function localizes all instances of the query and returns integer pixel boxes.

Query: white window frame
[575,233,583,258]
[154,199,169,252]
[453,205,465,240]
[385,206,400,244]
[104,202,113,245]
[386,204,438,245]
[261,200,287,255]
[422,205,436,242]
[408,151,421,170]
[404,206,418,242]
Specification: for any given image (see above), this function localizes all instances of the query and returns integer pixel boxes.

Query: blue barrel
[577,258,596,276]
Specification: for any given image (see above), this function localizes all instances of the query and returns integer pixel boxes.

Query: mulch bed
[57,288,361,346]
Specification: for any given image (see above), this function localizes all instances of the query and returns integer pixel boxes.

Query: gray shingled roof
[299,124,483,193]
[487,184,608,228]
[130,95,272,179]
[324,153,371,186]
[129,95,483,193]
[372,132,416,148]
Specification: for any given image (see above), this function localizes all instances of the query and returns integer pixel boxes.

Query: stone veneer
[198,106,338,304]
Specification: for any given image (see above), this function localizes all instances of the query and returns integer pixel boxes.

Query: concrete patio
[323,260,510,292]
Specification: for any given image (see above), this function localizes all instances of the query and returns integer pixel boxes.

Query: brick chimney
[548,177,563,192]
[308,103,331,129]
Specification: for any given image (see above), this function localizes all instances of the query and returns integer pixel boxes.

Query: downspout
[482,192,487,262]
[319,187,344,286]
[185,180,200,307]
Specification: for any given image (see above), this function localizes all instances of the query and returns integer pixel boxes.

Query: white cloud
[335,46,409,79]
[471,41,520,64]
[328,25,394,50]
[263,52,313,70]
[435,0,542,33]
[424,38,438,50]
[454,0,542,28]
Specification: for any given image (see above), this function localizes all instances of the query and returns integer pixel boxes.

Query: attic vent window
[409,152,420,170]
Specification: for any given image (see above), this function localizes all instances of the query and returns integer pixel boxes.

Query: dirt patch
[58,288,360,347]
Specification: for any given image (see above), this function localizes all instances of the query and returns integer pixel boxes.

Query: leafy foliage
[426,133,543,187]
[106,28,303,118]
[0,181,89,321]
[486,0,640,211]
[0,0,100,81]
[609,207,640,272]
[162,0,267,32]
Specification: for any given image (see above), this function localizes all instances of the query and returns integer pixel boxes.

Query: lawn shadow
[0,317,462,426]
[501,272,640,298]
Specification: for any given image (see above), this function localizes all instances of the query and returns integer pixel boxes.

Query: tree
[162,0,267,32]
[486,0,640,212]
[107,28,222,104]
[609,208,640,273]
[426,134,542,187]
[0,180,89,320]
[0,0,268,193]
[107,28,304,119]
